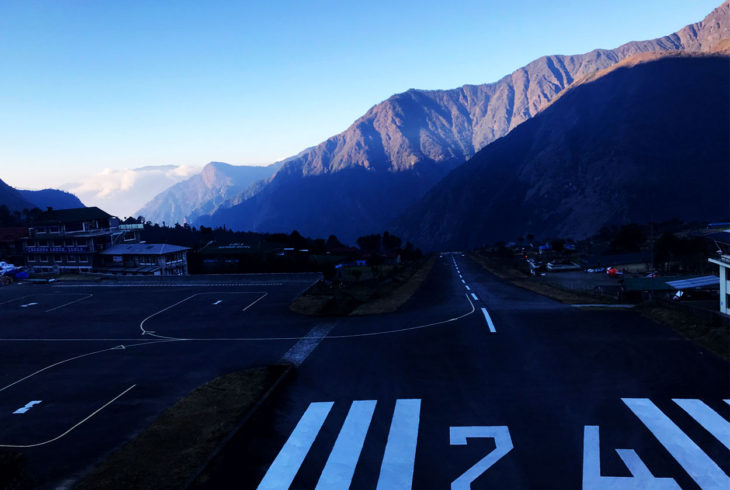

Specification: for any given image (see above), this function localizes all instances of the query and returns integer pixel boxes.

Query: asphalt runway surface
[1,258,728,489]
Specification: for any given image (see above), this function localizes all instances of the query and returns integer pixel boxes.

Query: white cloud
[62,165,201,218]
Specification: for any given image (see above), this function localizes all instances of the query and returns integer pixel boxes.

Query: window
[28,255,36,263]
[79,255,88,263]
[54,255,62,263]
[68,255,76,263]
[40,255,48,262]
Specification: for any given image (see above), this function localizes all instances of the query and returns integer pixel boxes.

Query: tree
[382,231,402,252]
[356,234,381,253]
[611,224,646,252]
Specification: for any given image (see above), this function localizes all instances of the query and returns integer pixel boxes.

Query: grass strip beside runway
[74,365,289,490]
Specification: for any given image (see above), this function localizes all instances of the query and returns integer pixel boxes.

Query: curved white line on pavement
[139,291,269,340]
[0,384,136,448]
[45,294,93,312]
[0,339,178,393]
[185,293,477,341]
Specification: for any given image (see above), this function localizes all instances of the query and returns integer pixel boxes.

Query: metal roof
[99,243,190,255]
[665,276,720,289]
[36,207,112,224]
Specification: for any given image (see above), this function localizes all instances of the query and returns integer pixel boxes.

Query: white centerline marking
[258,402,333,490]
[470,293,478,301]
[316,400,377,489]
[481,308,496,333]
[20,303,38,308]
[213,300,222,305]
[623,398,729,489]
[13,400,42,414]
[465,285,470,291]
[377,399,421,490]
[673,399,730,450]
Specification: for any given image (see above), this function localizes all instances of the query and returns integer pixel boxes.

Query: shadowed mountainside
[392,55,730,250]
[195,2,729,242]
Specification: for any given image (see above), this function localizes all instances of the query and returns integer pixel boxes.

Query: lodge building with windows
[22,207,188,276]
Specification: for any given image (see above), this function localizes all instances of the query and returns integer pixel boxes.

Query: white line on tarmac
[470,293,478,301]
[0,294,477,344]
[258,401,333,490]
[46,294,93,312]
[20,303,38,308]
[280,324,334,367]
[481,308,496,333]
[213,300,223,305]
[0,339,178,393]
[0,385,136,448]
[0,295,30,306]
[673,399,730,450]
[377,399,421,490]
[465,285,470,291]
[242,292,268,312]
[316,400,377,490]
[139,291,268,340]
[13,401,42,414]
[623,398,729,490]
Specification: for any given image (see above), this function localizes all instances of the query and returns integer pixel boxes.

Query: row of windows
[28,254,89,263]
[31,239,91,247]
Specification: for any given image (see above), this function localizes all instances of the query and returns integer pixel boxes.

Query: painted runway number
[260,397,728,488]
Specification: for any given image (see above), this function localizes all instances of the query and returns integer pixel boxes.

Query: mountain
[392,54,730,250]
[197,2,730,242]
[0,179,35,211]
[18,189,84,210]
[61,164,200,219]
[136,161,282,225]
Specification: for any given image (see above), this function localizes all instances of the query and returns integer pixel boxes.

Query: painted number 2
[450,426,513,489]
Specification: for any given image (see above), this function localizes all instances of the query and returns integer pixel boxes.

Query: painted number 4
[450,426,513,489]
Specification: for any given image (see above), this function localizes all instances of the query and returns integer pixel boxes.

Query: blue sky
[0,0,722,190]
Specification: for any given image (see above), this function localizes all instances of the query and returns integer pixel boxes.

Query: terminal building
[97,243,190,276]
[708,231,730,316]
[22,207,189,276]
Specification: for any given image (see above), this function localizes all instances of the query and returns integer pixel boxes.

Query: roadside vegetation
[73,365,289,490]
[471,220,729,359]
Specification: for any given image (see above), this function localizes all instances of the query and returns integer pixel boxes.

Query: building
[98,243,190,276]
[707,231,730,315]
[24,207,129,273]
[0,227,28,264]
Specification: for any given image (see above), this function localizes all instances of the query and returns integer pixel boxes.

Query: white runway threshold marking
[258,401,334,490]
[280,324,334,367]
[622,398,730,490]
[316,400,377,489]
[481,308,496,333]
[377,399,421,490]
[13,401,42,414]
[673,399,730,450]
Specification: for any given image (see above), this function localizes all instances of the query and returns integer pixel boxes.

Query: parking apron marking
[481,308,496,333]
[13,400,42,414]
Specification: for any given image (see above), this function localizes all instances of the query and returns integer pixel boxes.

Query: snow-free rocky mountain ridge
[161,2,728,242]
[392,54,730,250]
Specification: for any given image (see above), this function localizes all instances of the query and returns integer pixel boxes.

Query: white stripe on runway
[461,279,465,284]
[470,293,478,301]
[623,398,729,490]
[481,308,496,333]
[673,399,730,450]
[280,324,334,367]
[377,399,421,490]
[258,402,333,490]
[465,285,470,291]
[316,400,376,489]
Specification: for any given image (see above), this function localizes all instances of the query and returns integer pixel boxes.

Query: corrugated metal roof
[665,276,720,289]
[99,243,190,255]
